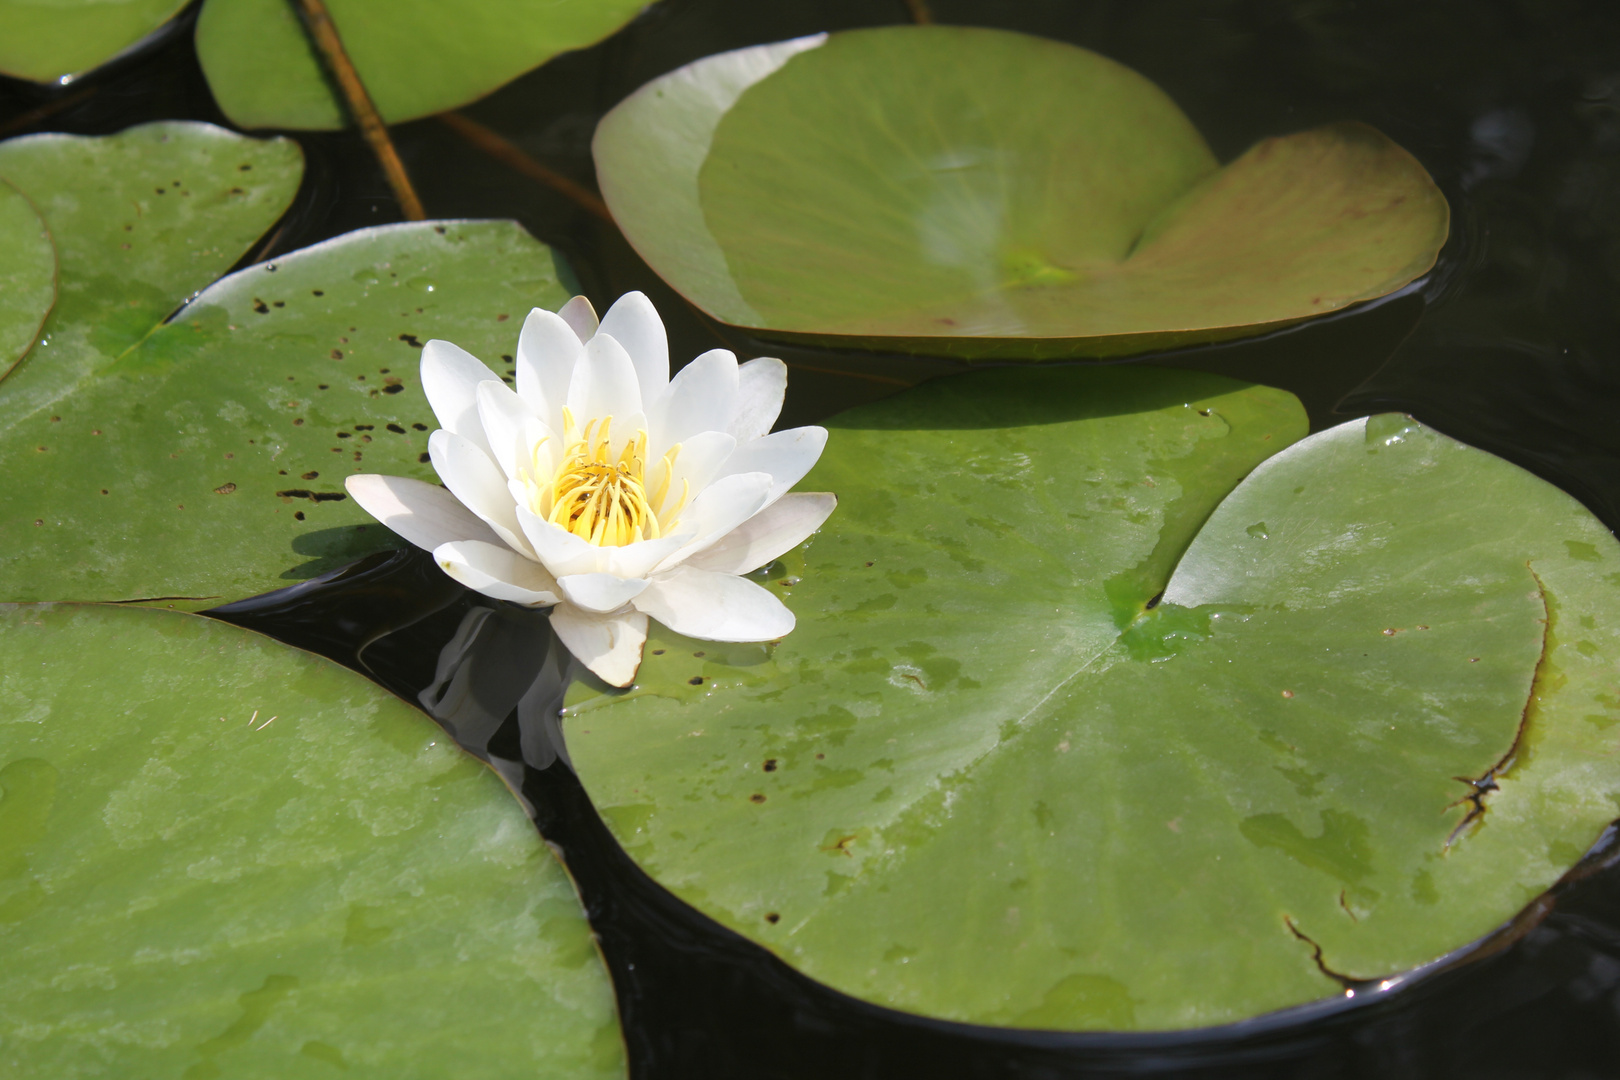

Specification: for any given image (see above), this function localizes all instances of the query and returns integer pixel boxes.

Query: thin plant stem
[902,0,935,24]
[0,85,97,137]
[287,0,426,221]
[438,111,613,222]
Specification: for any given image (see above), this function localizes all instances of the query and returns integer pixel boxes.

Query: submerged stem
[438,111,613,223]
[287,0,426,221]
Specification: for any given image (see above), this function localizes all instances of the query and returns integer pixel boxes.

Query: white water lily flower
[346,292,835,687]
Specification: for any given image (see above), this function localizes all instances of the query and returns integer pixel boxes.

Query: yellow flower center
[521,409,687,547]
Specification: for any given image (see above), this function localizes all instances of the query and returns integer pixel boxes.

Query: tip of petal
[557,295,600,343]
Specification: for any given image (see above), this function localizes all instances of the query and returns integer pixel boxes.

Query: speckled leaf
[0,603,622,1078]
[0,214,571,607]
[0,121,303,400]
[0,0,188,83]
[563,368,1620,1031]
[0,178,53,378]
[195,0,649,131]
[594,26,1449,360]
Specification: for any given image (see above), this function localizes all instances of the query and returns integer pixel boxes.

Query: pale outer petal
[647,348,739,453]
[345,474,501,551]
[434,540,559,606]
[475,379,543,482]
[710,426,828,506]
[601,532,695,579]
[551,605,648,688]
[566,332,644,426]
[557,572,649,614]
[516,504,607,578]
[597,291,669,400]
[420,339,500,460]
[557,295,599,343]
[516,307,583,425]
[647,429,736,519]
[683,492,836,575]
[654,470,773,573]
[634,567,794,642]
[732,356,787,442]
[428,429,534,558]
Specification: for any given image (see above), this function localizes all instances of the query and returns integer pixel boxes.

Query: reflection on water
[9,0,1620,1073]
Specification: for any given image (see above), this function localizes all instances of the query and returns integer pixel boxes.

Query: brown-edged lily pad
[594,26,1450,360]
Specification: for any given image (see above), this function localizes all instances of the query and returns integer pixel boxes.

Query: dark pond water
[7,0,1620,1076]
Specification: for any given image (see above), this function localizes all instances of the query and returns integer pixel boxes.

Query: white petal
[516,505,607,577]
[602,532,694,579]
[475,379,540,482]
[428,429,533,557]
[420,340,500,459]
[434,540,559,606]
[557,573,649,614]
[566,332,645,430]
[551,606,648,687]
[654,470,774,573]
[557,295,599,343]
[598,291,669,399]
[684,493,836,575]
[648,430,736,516]
[635,567,794,641]
[345,474,500,551]
[732,357,787,442]
[711,426,828,505]
[516,307,584,423]
[647,348,740,451]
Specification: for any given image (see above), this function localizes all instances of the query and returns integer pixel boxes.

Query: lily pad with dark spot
[562,366,1620,1031]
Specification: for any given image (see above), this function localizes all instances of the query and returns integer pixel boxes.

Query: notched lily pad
[0,0,189,83]
[594,26,1449,360]
[0,178,53,378]
[0,120,304,399]
[0,603,622,1078]
[196,0,650,130]
[562,367,1620,1031]
[0,216,571,607]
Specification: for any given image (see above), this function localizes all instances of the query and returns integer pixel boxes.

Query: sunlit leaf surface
[564,367,1620,1031]
[0,178,53,378]
[0,603,622,1078]
[196,0,649,130]
[0,0,188,83]
[595,27,1449,359]
[0,121,302,401]
[0,123,572,607]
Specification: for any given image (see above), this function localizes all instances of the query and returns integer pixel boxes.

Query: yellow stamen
[538,413,668,546]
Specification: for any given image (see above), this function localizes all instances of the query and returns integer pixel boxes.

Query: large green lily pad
[0,125,572,607]
[0,603,622,1077]
[0,0,188,83]
[0,178,53,378]
[195,0,649,131]
[593,27,1449,360]
[562,367,1620,1031]
[0,122,303,399]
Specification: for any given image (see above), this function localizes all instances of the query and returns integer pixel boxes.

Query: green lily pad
[562,367,1620,1031]
[195,0,649,131]
[593,27,1449,360]
[0,212,570,606]
[0,602,622,1077]
[0,0,188,83]
[0,121,303,400]
[0,178,53,379]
